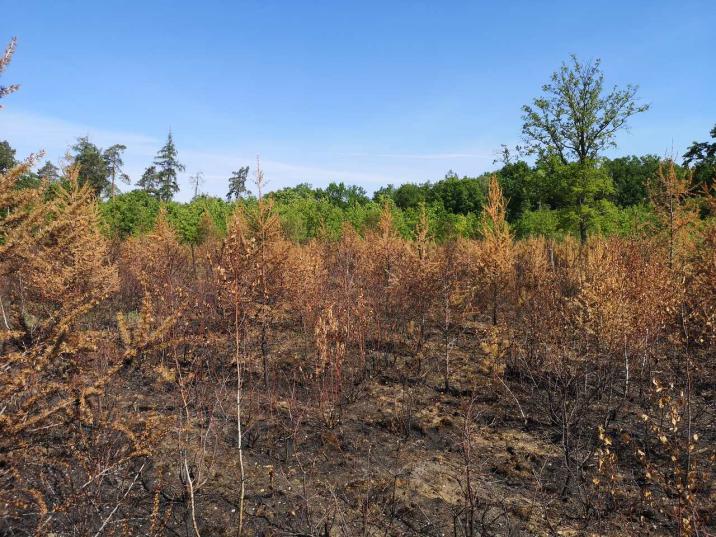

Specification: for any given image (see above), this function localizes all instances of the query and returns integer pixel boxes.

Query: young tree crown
[522,55,649,164]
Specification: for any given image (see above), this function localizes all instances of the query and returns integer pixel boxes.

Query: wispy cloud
[182,149,396,196]
[0,110,501,201]
[339,151,495,160]
[0,109,160,161]
[0,110,398,200]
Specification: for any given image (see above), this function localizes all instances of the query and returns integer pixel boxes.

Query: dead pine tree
[220,213,251,535]
[217,156,289,534]
[434,240,470,393]
[363,204,407,362]
[222,157,287,389]
[0,165,172,534]
[480,175,514,326]
[252,158,288,387]
[402,203,438,376]
[648,160,698,271]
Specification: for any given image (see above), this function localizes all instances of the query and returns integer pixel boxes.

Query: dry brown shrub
[119,207,190,312]
[321,223,371,377]
[0,166,170,534]
[220,192,289,388]
[283,239,327,338]
[398,204,439,374]
[649,160,700,271]
[361,204,411,355]
[431,238,476,392]
[477,175,515,326]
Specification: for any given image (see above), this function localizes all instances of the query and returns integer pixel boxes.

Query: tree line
[2,55,715,245]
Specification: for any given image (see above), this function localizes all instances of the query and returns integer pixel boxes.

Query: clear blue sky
[2,0,714,200]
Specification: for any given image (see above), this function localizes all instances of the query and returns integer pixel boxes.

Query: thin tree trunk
[492,282,498,326]
[235,304,246,536]
[261,321,269,388]
[190,244,197,280]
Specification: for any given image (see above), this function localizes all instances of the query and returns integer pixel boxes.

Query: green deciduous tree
[495,160,535,221]
[555,160,615,243]
[683,124,716,190]
[520,56,646,242]
[100,189,161,238]
[393,183,427,210]
[428,173,487,215]
[604,155,660,207]
[522,55,649,165]
[316,182,369,208]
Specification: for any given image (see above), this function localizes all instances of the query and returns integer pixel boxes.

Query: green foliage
[14,172,41,191]
[70,138,132,198]
[268,182,313,204]
[683,124,716,189]
[37,160,60,182]
[165,195,232,244]
[515,207,564,239]
[522,55,648,164]
[96,150,708,245]
[100,190,232,242]
[104,144,130,197]
[315,182,369,208]
[392,183,427,209]
[427,172,487,214]
[493,156,615,242]
[153,132,185,201]
[515,203,656,239]
[100,189,161,238]
[72,136,110,196]
[269,184,481,243]
[137,165,160,197]
[496,155,666,223]
[589,202,656,237]
[372,184,396,203]
[227,166,250,200]
[274,194,369,242]
[603,155,660,206]
[428,202,480,240]
[0,140,16,173]
[551,158,615,242]
[373,172,488,215]
[495,160,533,220]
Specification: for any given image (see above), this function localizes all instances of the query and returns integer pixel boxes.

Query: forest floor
[118,321,714,537]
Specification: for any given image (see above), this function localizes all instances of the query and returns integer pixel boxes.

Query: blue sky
[1,1,714,200]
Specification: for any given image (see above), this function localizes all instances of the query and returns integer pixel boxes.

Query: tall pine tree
[153,132,184,201]
[36,160,60,181]
[137,165,160,197]
[103,143,130,198]
[72,137,110,196]
[0,140,16,173]
[227,166,250,200]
